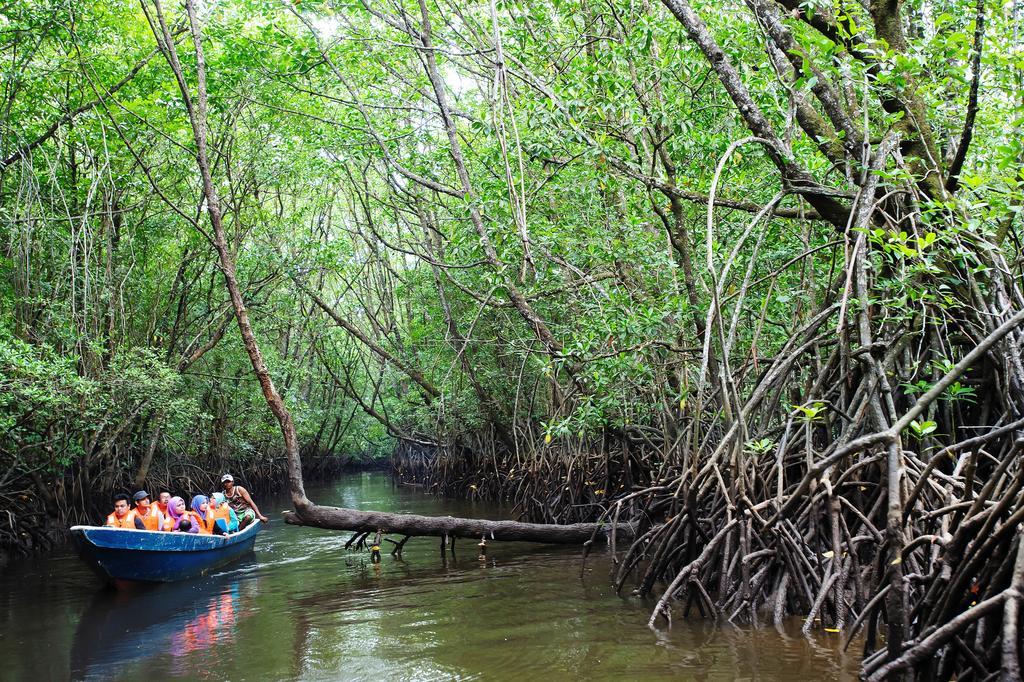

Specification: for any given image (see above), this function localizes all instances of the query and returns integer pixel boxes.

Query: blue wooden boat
[69,521,261,583]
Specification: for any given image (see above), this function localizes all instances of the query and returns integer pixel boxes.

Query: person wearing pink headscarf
[165,496,196,533]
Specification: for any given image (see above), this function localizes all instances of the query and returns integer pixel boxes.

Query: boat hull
[70,522,261,583]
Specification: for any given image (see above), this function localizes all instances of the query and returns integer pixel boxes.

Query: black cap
[133,490,150,502]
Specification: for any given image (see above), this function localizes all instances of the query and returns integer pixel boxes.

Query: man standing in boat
[220,474,268,528]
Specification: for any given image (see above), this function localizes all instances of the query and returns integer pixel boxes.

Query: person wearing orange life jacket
[131,490,169,531]
[209,493,238,534]
[105,493,134,529]
[155,490,171,519]
[189,495,214,534]
[166,496,195,532]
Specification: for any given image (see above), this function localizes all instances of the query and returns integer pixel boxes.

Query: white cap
[220,473,234,482]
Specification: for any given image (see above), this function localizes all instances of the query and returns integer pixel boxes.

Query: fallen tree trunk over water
[282,505,635,544]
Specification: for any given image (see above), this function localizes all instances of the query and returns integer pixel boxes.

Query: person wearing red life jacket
[105,493,134,529]
[131,490,169,531]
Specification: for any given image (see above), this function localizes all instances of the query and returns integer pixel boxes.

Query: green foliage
[793,402,827,423]
[1,0,1022,501]
[908,420,938,440]
[744,438,776,456]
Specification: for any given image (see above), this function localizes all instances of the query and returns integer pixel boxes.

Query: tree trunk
[133,418,161,490]
[283,507,634,545]
[149,0,307,508]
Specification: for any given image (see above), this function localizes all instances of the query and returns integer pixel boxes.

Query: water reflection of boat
[69,574,253,681]
[69,522,260,583]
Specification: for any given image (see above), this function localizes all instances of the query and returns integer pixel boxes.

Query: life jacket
[105,511,134,529]
[202,510,219,534]
[189,510,213,534]
[213,505,231,526]
[133,506,164,531]
[207,503,234,532]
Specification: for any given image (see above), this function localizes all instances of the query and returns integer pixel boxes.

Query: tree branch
[946,0,986,193]
[294,278,442,400]
[659,0,852,229]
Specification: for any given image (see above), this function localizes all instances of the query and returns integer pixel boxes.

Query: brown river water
[0,472,861,680]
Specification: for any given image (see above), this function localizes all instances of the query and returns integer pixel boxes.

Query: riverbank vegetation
[4,0,1024,677]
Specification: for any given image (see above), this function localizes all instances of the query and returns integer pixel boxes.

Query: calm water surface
[0,473,860,680]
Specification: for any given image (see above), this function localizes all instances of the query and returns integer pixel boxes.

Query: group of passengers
[105,473,269,535]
